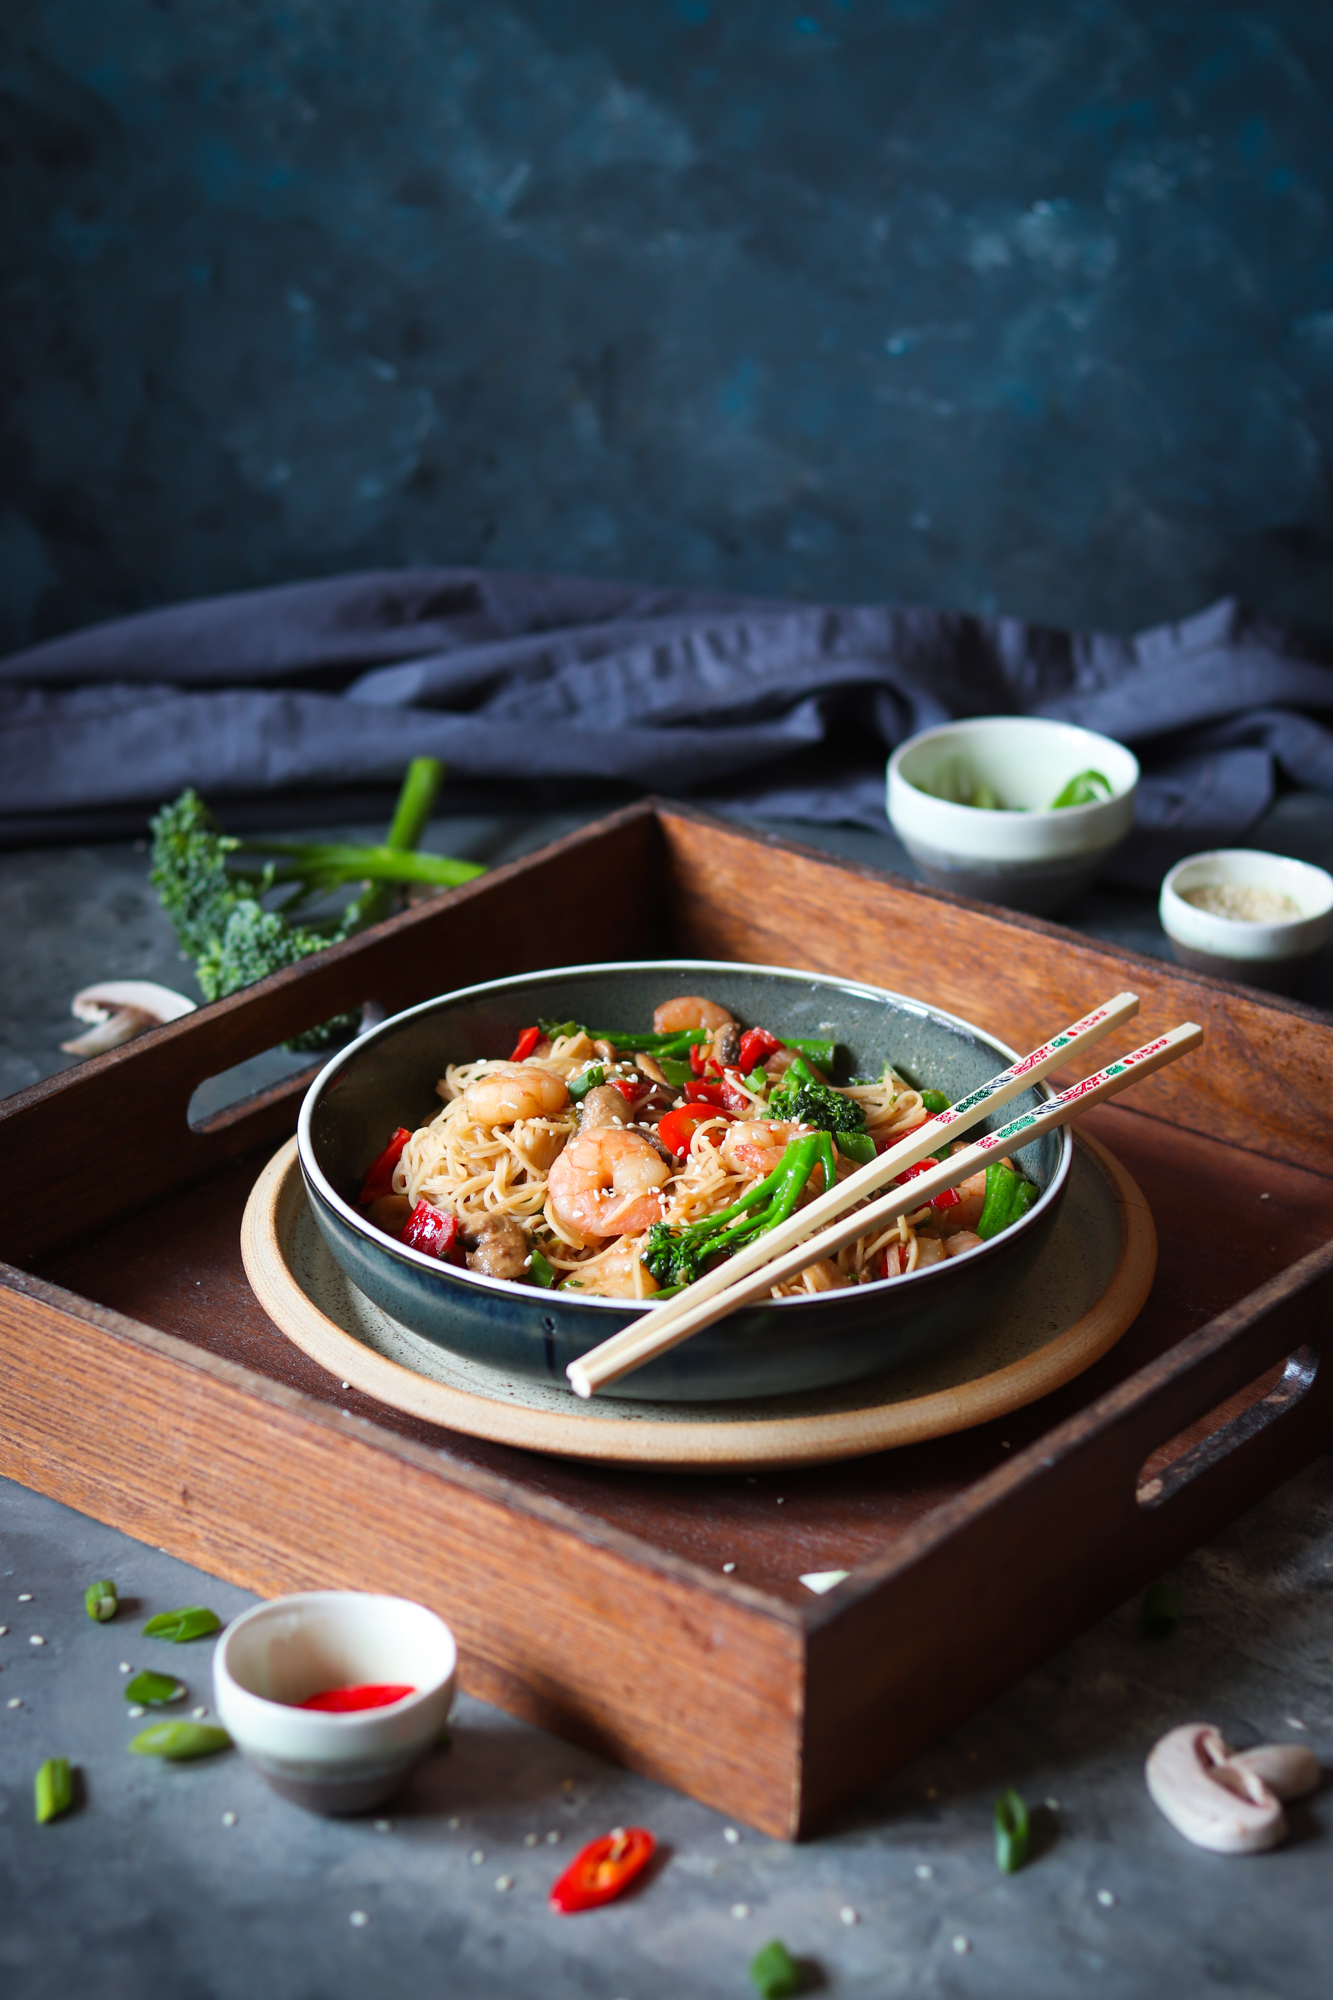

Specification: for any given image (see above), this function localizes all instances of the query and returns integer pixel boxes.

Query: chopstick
[567,1019,1201,1397]
[564,989,1132,1398]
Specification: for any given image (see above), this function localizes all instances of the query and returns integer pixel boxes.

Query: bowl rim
[888,715,1141,822]
[297,957,1074,1316]
[214,1589,457,1730]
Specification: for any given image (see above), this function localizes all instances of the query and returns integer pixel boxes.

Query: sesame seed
[1285,1717,1307,1730]
[7,1698,21,1709]
[470,1850,485,1864]
[447,1816,460,1829]
[546,1830,561,1843]
[0,1625,7,1635]
[840,1906,858,1926]
[523,1833,538,1847]
[17,1594,32,1603]
[731,1904,750,1920]
[1259,1192,1270,1200]
[192,1706,208,1720]
[374,1820,391,1832]
[914,1864,933,1880]
[1045,1797,1060,1810]
[127,1706,145,1718]
[775,1497,785,1505]
[29,1635,44,1647]
[723,1827,740,1844]
[952,1935,971,1955]
[349,1910,369,1928]
[222,1811,237,1827]
[495,1875,514,1892]
[1097,1889,1117,1907]
[722,1562,736,1574]
[119,1662,132,1674]
[341,1380,350,1389]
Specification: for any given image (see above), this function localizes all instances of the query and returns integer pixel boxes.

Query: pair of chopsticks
[567,994,1202,1398]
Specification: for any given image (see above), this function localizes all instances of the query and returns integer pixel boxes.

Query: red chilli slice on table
[549,1826,657,1913]
[298,1685,416,1712]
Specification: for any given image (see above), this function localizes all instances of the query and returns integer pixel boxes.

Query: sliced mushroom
[465,1216,530,1281]
[1145,1724,1287,1853]
[61,981,197,1057]
[1225,1743,1321,1801]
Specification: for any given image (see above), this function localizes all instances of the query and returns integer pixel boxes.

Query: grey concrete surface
[2,1463,1331,2000]
[2,812,1332,1994]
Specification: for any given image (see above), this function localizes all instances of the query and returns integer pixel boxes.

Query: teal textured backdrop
[2,1,1331,650]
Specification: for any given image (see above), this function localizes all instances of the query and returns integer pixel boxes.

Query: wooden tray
[242,1133,1155,1468]
[3,801,1332,1839]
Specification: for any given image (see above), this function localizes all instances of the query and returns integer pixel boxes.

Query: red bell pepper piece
[400,1201,464,1262]
[658,1104,733,1158]
[894,1156,961,1209]
[549,1826,656,1914]
[359,1127,413,1205]
[609,1076,639,1103]
[298,1684,415,1712]
[684,1079,727,1108]
[509,1024,541,1063]
[880,1241,909,1279]
[737,1026,782,1072]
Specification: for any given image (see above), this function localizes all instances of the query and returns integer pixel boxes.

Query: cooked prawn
[652,995,735,1034]
[547,1126,671,1239]
[462,1063,569,1126]
[719,1118,809,1179]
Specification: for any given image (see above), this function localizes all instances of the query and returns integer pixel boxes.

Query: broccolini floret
[149,759,484,1050]
[767,1056,867,1137]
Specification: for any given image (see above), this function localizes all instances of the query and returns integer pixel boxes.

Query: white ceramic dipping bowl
[214,1591,456,1814]
[887,717,1139,915]
[1159,849,1333,992]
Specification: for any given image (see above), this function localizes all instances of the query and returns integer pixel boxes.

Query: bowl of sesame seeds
[1159,850,1333,992]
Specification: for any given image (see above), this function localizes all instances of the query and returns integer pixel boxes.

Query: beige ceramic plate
[241,1132,1154,1471]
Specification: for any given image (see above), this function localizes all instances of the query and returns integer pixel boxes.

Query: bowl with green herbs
[887,717,1139,914]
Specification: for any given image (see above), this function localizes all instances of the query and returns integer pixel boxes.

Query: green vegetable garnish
[125,1670,187,1707]
[743,1067,769,1093]
[1141,1581,1182,1640]
[836,1131,876,1166]
[142,1607,222,1643]
[657,1055,697,1089]
[643,1134,835,1289]
[994,1787,1030,1872]
[151,759,483,1051]
[769,1057,867,1140]
[130,1722,232,1761]
[919,1089,950,1114]
[750,1938,802,1998]
[34,1758,73,1824]
[975,1161,1040,1240]
[84,1578,118,1623]
[567,1064,605,1102]
[1050,768,1112,809]
[529,1246,557,1289]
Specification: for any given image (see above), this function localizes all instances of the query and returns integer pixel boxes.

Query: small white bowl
[887,717,1139,914]
[1159,850,1333,991]
[214,1591,456,1814]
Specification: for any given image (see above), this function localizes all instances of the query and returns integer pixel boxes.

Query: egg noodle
[392,1028,965,1300]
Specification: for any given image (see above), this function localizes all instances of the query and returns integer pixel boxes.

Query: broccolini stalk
[149,758,483,1051]
[641,1133,834,1290]
[767,1055,867,1138]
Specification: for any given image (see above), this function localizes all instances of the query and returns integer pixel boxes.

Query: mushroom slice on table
[1225,1743,1321,1801]
[1145,1724,1287,1854]
[61,981,197,1058]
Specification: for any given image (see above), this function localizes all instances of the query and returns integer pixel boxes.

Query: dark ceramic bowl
[297,961,1072,1403]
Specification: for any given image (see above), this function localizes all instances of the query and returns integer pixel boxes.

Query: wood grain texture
[4,802,1333,1836]
[241,1133,1155,1468]
[657,805,1333,1176]
[0,1264,804,1834]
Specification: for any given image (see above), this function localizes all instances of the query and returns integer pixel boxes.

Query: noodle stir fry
[356,994,1038,1301]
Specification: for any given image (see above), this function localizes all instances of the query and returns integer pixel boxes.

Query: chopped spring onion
[975,1162,1039,1239]
[130,1721,232,1761]
[836,1131,876,1166]
[994,1788,1030,1872]
[141,1607,222,1644]
[34,1758,73,1824]
[749,1938,802,1998]
[1050,768,1112,809]
[84,1578,118,1623]
[566,1064,605,1102]
[529,1246,557,1289]
[125,1670,187,1707]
